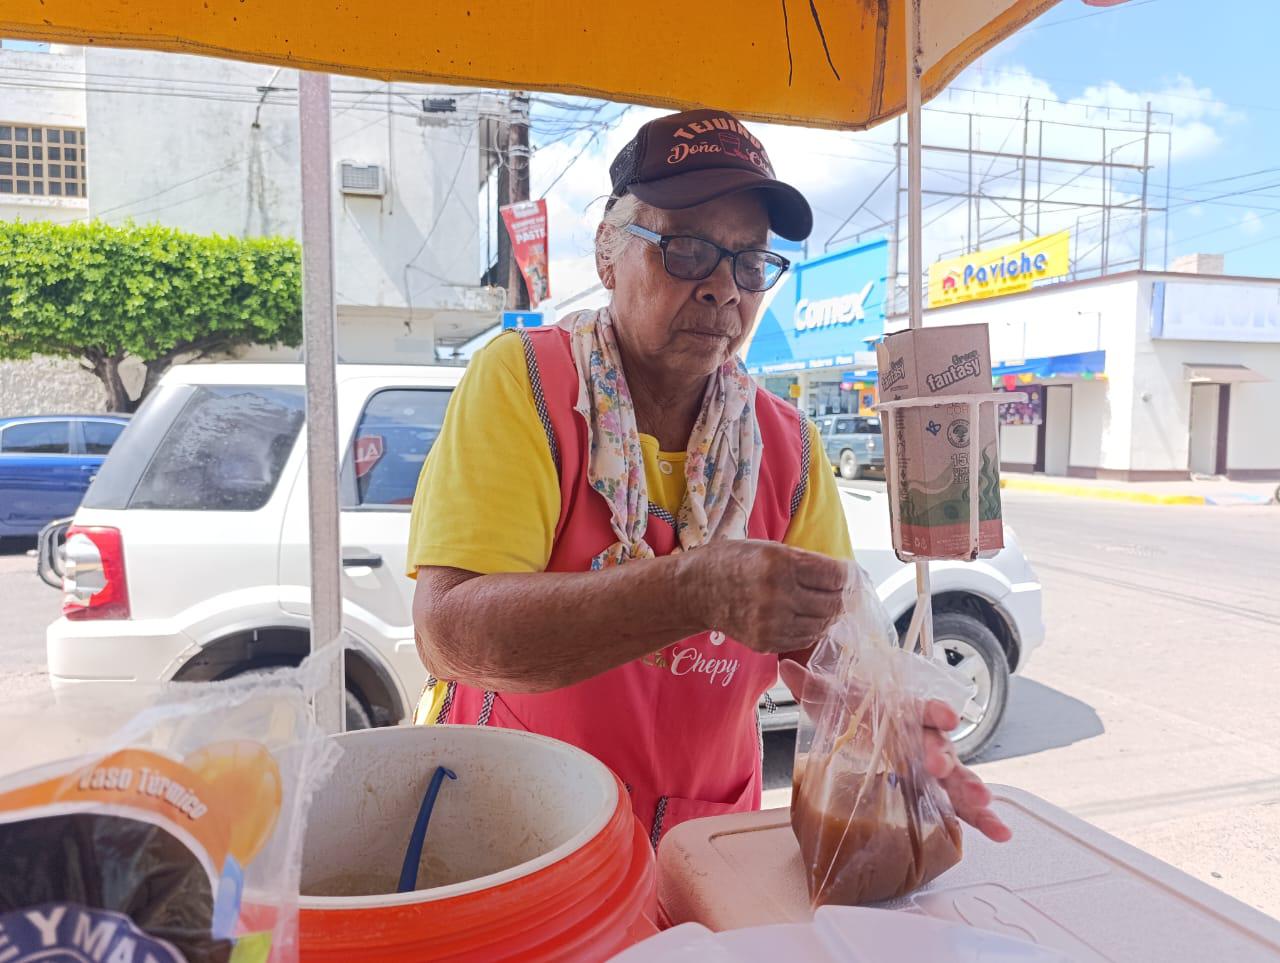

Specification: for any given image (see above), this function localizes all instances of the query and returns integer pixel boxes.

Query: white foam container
[653,785,1280,962]
[613,906,1071,962]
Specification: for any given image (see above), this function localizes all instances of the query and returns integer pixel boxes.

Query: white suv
[46,362,1044,759]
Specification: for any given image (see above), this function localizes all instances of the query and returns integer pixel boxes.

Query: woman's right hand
[679,540,849,655]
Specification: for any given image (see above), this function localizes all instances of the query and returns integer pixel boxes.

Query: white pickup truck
[45,362,1044,760]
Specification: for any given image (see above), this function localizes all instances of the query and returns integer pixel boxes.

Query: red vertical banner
[500,199,551,307]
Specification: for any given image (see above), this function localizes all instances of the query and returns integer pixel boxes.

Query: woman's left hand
[779,659,1012,843]
[921,700,1012,842]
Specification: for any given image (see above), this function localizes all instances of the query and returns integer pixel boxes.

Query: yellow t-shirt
[406,333,853,576]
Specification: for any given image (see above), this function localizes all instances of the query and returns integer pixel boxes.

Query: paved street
[973,492,1280,918]
[3,493,1280,917]
[0,538,60,701]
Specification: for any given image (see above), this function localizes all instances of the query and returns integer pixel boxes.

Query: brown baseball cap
[608,109,813,241]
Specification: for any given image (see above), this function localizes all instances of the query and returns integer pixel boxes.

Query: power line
[1023,0,1163,32]
[403,123,481,318]
[538,105,634,200]
[89,88,386,220]
[961,62,1280,117]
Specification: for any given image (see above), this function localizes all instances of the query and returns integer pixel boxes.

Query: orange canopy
[2,0,1059,131]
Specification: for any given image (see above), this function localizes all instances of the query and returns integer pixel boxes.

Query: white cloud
[1241,210,1265,237]
[1073,75,1238,161]
[529,65,1233,306]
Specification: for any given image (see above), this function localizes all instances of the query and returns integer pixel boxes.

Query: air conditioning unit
[339,162,385,197]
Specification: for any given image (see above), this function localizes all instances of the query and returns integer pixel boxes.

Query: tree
[0,220,302,411]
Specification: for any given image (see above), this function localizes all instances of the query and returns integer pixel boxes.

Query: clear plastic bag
[788,564,972,907]
[0,653,341,962]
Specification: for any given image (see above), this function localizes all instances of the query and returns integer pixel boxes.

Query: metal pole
[825,166,896,253]
[1019,100,1029,241]
[887,116,902,317]
[1138,101,1152,271]
[906,8,923,334]
[906,0,933,659]
[1100,129,1109,276]
[298,72,345,734]
[966,113,973,253]
[1035,119,1044,237]
[1163,126,1173,271]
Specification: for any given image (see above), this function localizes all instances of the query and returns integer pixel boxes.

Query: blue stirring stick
[397,765,457,893]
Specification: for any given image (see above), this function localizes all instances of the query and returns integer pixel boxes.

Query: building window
[0,125,86,198]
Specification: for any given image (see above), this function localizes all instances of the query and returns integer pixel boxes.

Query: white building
[924,271,1280,482]
[743,235,1279,482]
[1,42,504,413]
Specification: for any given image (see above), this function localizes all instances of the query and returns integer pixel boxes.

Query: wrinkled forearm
[413,555,709,694]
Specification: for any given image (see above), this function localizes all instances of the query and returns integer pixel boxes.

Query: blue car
[0,414,130,537]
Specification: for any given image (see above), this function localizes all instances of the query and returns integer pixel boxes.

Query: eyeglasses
[625,225,790,293]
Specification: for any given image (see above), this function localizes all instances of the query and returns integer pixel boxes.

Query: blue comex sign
[743,238,887,375]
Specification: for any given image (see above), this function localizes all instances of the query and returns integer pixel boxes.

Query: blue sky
[531,0,1280,304]
[982,0,1279,277]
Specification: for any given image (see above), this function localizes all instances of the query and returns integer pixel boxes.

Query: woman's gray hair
[596,194,652,268]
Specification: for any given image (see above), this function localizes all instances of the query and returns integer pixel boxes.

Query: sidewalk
[1001,473,1278,507]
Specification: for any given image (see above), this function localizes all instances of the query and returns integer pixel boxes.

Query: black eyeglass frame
[625,224,791,292]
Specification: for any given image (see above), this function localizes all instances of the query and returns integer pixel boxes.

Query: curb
[1204,493,1277,507]
[1000,477,1207,506]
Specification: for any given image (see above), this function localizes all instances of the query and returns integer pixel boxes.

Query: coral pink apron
[442,327,811,846]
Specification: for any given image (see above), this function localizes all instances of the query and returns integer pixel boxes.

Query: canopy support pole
[905,0,934,660]
[299,71,346,733]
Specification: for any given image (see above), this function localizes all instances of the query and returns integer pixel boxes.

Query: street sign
[354,435,385,478]
[502,311,544,329]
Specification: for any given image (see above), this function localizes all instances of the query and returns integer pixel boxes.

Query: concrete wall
[902,274,1280,478]
[0,355,145,416]
[234,306,444,366]
[904,276,1141,473]
[999,425,1038,468]
[83,48,483,314]
[1127,275,1280,476]
[1069,380,1108,469]
[0,44,88,225]
[1228,355,1280,472]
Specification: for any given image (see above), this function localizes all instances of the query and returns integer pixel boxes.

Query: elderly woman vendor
[408,109,1010,847]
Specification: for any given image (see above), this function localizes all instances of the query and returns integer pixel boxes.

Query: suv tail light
[63,526,130,620]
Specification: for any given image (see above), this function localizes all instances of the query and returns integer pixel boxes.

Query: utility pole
[506,91,531,310]
[1018,99,1029,241]
[1100,129,1109,276]
[1138,100,1152,271]
[493,112,511,294]
[966,113,973,253]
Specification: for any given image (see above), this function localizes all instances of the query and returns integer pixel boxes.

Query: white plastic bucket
[293,724,657,961]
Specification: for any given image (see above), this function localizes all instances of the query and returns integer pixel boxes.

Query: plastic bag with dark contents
[0,653,341,962]
[787,563,972,907]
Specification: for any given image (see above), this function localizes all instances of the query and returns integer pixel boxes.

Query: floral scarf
[561,307,763,570]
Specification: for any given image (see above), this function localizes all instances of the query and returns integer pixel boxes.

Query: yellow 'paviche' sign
[928,231,1070,307]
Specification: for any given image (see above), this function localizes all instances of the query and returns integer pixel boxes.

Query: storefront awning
[1183,363,1269,384]
[993,350,1105,379]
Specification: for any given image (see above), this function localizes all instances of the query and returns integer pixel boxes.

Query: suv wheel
[839,449,863,481]
[345,688,375,731]
[220,659,375,732]
[933,611,1010,763]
